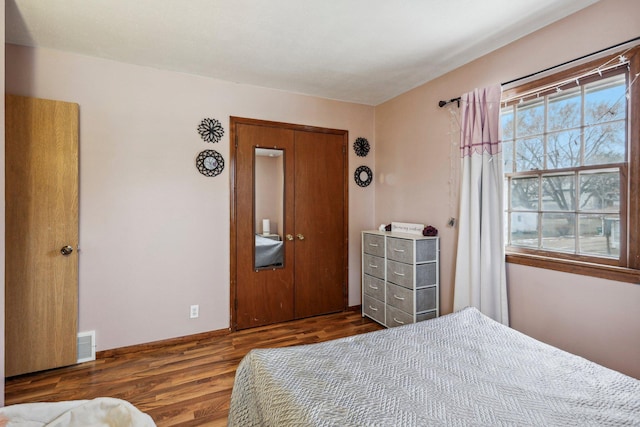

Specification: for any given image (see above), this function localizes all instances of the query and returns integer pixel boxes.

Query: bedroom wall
[374,0,640,378]
[4,44,375,351]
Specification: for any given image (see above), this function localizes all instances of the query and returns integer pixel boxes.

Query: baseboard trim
[97,308,363,358]
[96,328,231,359]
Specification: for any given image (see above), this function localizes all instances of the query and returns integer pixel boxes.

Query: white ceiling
[6,0,599,105]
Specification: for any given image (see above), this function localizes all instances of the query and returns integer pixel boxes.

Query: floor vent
[77,331,96,363]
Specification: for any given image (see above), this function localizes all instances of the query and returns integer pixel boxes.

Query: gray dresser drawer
[387,283,437,314]
[416,286,437,311]
[387,260,437,289]
[363,233,385,257]
[363,295,385,324]
[386,259,413,288]
[363,274,385,301]
[363,253,385,280]
[415,263,437,287]
[415,238,438,263]
[386,237,413,263]
[386,305,412,328]
[386,282,413,313]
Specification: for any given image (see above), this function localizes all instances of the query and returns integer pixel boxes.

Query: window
[501,46,640,283]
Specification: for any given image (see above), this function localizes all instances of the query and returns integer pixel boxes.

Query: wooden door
[5,94,79,377]
[231,117,347,330]
[294,131,347,318]
[234,122,295,329]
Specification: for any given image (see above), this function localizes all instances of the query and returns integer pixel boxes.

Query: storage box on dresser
[362,231,439,327]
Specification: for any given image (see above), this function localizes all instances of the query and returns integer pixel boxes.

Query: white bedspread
[228,307,640,426]
[0,397,156,427]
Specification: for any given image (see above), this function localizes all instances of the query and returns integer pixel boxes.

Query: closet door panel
[293,131,346,318]
[235,123,295,329]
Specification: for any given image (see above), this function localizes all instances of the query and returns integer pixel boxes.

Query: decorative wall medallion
[197,118,224,143]
[196,150,224,177]
[354,165,373,187]
[353,137,370,157]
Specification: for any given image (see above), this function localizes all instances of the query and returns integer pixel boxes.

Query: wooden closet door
[234,122,296,329]
[5,94,79,376]
[293,130,347,318]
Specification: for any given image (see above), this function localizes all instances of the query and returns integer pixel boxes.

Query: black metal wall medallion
[353,137,370,157]
[196,150,224,177]
[197,118,224,143]
[354,165,373,187]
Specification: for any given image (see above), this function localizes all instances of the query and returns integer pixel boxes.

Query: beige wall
[375,0,640,378]
[5,45,375,351]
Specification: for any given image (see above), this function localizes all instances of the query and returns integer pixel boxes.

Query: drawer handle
[368,306,378,312]
[393,317,405,325]
[393,271,405,276]
[392,248,405,253]
[369,264,379,269]
[393,294,405,301]
[368,243,379,247]
[368,284,379,290]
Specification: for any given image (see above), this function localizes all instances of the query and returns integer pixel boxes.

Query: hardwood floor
[5,310,383,426]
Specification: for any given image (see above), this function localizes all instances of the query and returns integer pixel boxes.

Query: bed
[255,234,283,268]
[228,307,640,426]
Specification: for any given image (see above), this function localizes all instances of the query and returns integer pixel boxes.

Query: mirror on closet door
[254,148,285,270]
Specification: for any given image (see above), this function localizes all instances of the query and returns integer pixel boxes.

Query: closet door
[5,94,79,376]
[231,118,347,330]
[234,122,295,329]
[294,131,347,318]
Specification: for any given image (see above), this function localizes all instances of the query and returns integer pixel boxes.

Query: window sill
[506,252,640,284]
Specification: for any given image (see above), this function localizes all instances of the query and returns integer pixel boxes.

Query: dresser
[362,231,439,327]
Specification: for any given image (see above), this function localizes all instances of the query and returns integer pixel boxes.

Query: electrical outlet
[190,304,199,319]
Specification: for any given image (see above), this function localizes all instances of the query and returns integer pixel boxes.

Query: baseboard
[96,328,231,359]
[97,308,363,358]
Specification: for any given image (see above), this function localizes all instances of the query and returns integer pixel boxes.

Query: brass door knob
[297,234,305,240]
[60,245,73,256]
[286,234,294,241]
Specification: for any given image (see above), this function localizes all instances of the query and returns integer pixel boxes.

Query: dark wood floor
[5,310,383,426]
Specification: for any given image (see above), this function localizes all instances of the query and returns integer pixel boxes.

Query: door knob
[285,234,294,241]
[297,234,305,240]
[60,245,73,256]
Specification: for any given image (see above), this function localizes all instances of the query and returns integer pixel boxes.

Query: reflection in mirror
[254,148,285,270]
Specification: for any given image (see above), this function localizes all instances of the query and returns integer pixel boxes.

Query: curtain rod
[438,36,640,108]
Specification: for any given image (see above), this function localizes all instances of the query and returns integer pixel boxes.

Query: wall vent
[77,331,96,363]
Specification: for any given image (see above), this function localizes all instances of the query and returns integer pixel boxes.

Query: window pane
[584,121,625,165]
[547,130,581,169]
[503,140,514,173]
[579,170,620,212]
[511,177,538,210]
[516,101,544,137]
[548,88,581,131]
[578,214,620,258]
[510,212,538,247]
[585,74,626,125]
[541,213,575,252]
[542,175,575,210]
[501,108,514,140]
[516,137,544,171]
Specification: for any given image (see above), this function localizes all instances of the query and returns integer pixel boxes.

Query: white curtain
[453,85,509,325]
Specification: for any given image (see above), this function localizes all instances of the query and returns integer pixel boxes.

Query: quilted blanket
[228,307,640,426]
